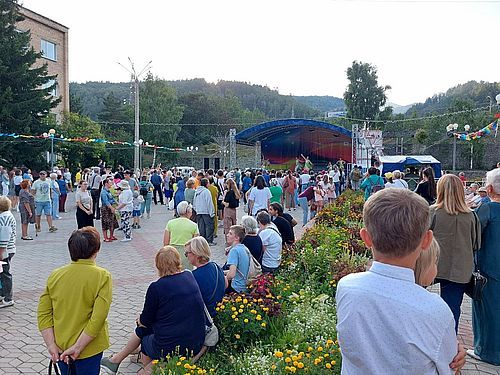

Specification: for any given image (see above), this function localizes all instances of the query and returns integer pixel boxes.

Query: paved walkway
[0,193,498,374]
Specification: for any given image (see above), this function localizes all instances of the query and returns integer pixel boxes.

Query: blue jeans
[141,195,152,215]
[51,195,60,218]
[334,182,340,197]
[437,278,467,333]
[298,197,309,226]
[58,352,102,375]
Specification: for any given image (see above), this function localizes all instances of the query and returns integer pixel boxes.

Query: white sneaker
[120,237,132,242]
[0,300,14,308]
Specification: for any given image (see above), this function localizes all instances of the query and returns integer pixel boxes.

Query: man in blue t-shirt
[225,225,250,293]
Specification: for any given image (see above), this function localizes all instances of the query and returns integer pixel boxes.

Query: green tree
[343,61,390,122]
[139,75,183,164]
[57,112,106,171]
[98,92,134,168]
[0,0,60,166]
[69,92,84,115]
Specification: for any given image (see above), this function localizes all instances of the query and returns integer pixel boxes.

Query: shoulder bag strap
[208,262,220,301]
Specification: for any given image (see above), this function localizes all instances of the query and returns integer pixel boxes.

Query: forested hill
[407,81,500,116]
[293,96,345,113]
[70,79,346,121]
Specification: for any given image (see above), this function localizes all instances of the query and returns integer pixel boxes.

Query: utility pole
[118,58,152,174]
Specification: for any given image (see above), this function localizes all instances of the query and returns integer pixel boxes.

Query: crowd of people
[0,159,499,374]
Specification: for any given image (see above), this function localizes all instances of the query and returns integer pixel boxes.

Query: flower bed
[152,191,369,374]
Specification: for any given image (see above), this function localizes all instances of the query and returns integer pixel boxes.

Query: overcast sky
[21,0,500,105]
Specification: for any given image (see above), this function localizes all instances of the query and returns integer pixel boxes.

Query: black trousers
[152,184,164,205]
[90,189,101,219]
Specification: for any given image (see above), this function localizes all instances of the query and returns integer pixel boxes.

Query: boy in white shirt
[336,188,465,374]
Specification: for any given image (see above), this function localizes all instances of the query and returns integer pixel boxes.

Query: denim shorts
[35,201,52,216]
[132,210,141,217]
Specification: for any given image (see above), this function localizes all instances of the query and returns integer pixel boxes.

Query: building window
[42,79,58,97]
[41,39,57,61]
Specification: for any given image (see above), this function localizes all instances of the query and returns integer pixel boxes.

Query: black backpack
[139,184,149,196]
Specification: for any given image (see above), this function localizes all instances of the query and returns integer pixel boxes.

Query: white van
[175,166,195,177]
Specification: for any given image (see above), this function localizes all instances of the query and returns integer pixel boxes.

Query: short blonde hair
[414,237,440,286]
[155,246,182,277]
[434,174,470,215]
[0,196,11,212]
[186,178,196,188]
[185,236,211,263]
[363,189,429,257]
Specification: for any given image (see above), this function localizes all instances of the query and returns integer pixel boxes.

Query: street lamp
[48,128,56,172]
[446,123,458,171]
[446,123,473,171]
[187,146,198,167]
[134,139,144,174]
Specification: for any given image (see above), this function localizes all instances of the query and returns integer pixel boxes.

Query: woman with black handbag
[468,168,500,365]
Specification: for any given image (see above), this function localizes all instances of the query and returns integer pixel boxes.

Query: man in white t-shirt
[256,211,282,274]
[299,172,311,192]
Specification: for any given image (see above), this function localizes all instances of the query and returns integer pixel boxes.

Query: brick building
[17,6,69,122]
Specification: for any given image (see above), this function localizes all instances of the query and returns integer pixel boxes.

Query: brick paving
[0,193,498,374]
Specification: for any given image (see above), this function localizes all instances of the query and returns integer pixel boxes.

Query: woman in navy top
[100,246,205,374]
[186,237,226,317]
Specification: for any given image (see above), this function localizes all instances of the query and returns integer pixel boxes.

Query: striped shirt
[0,210,16,256]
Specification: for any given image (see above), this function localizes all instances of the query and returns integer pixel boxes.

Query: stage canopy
[236,119,352,168]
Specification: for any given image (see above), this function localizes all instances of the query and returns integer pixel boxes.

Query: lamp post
[134,139,144,174]
[118,59,152,173]
[187,146,198,167]
[48,128,56,172]
[446,123,459,171]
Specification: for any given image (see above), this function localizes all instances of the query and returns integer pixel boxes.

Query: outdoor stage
[235,118,352,170]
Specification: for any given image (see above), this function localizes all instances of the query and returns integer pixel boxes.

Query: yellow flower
[176,362,182,366]
[274,351,284,358]
[184,363,191,369]
[234,317,239,322]
[285,357,292,363]
[243,298,248,304]
[271,364,277,370]
[238,309,243,313]
[292,356,298,361]
[307,347,313,352]
[231,307,236,311]
[331,360,336,365]
[297,362,304,369]
[180,357,186,361]
[261,322,266,327]
[289,366,296,373]
[250,309,257,314]
[256,315,262,321]
[152,359,159,365]
[286,350,293,355]
[317,346,323,352]
[235,334,241,339]
[326,363,332,369]
[326,339,334,345]
[244,319,249,323]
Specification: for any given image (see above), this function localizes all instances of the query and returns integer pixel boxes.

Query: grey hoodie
[193,186,215,217]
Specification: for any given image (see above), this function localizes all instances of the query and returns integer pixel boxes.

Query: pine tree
[0,0,60,166]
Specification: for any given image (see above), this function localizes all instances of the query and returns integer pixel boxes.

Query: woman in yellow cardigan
[38,227,112,375]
